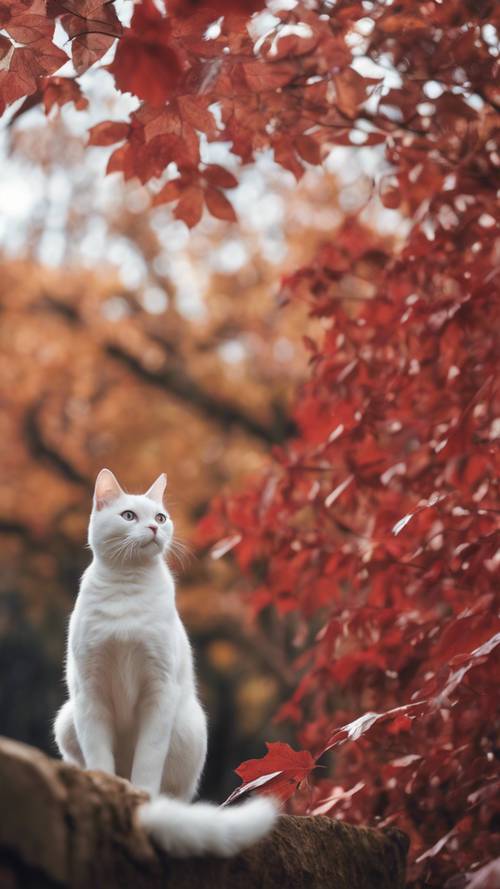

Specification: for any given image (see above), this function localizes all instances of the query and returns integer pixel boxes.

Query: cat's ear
[145,473,167,503]
[94,468,123,510]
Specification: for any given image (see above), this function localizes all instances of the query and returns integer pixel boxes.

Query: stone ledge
[0,737,408,889]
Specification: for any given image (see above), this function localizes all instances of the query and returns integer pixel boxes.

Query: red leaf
[333,68,367,117]
[0,34,11,63]
[108,0,185,106]
[177,96,218,138]
[379,175,401,210]
[204,164,239,189]
[109,39,184,106]
[60,3,121,75]
[152,178,183,206]
[273,139,304,181]
[379,14,427,33]
[0,40,68,113]
[43,77,87,113]
[72,31,116,75]
[295,135,322,166]
[5,13,50,44]
[322,703,426,754]
[88,120,129,146]
[225,742,316,805]
[387,714,413,735]
[174,186,204,228]
[106,143,133,177]
[243,60,296,92]
[204,186,237,222]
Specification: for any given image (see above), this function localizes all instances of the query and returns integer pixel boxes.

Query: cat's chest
[92,595,161,641]
[71,596,178,709]
[72,582,177,669]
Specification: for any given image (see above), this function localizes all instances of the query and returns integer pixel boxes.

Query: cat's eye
[156,513,167,524]
[121,510,137,522]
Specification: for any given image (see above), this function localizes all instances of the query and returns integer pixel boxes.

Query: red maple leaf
[108,0,187,106]
[43,77,88,113]
[224,742,316,805]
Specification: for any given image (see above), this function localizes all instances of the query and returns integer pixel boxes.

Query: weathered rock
[0,737,408,889]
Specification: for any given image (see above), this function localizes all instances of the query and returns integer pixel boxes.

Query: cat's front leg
[131,681,180,797]
[73,692,115,774]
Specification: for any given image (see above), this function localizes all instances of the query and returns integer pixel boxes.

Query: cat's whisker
[167,536,194,571]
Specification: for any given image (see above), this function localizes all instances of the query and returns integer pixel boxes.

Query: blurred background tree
[0,3,497,886]
[0,106,367,797]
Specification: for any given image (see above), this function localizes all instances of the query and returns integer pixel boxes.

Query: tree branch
[106,343,294,445]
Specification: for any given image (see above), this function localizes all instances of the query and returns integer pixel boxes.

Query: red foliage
[203,203,499,884]
[2,2,499,886]
[225,741,316,805]
[108,0,186,106]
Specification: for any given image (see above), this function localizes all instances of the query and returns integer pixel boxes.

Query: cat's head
[88,468,173,564]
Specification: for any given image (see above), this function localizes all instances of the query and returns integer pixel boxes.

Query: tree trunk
[0,737,408,889]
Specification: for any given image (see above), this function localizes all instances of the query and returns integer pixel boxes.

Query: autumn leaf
[177,96,218,138]
[152,178,183,206]
[379,14,427,33]
[60,2,121,74]
[174,186,204,228]
[106,143,132,177]
[4,13,50,44]
[42,77,88,113]
[108,0,185,106]
[333,68,367,117]
[242,60,296,92]
[0,40,68,113]
[295,135,322,166]
[224,742,316,805]
[204,165,239,189]
[204,186,237,222]
[379,175,401,210]
[88,121,130,146]
[0,34,11,63]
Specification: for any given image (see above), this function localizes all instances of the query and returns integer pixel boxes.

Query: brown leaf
[43,77,88,113]
[107,0,185,106]
[5,13,50,44]
[106,143,133,177]
[204,186,237,222]
[88,120,130,146]
[333,68,367,117]
[152,178,183,206]
[0,34,11,62]
[174,186,204,228]
[72,32,116,75]
[204,164,238,189]
[295,135,322,166]
[242,60,296,92]
[177,95,218,138]
[379,14,426,33]
[379,174,401,209]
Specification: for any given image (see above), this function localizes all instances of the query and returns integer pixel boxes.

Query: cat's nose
[148,525,158,535]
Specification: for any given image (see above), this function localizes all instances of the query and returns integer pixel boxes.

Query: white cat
[54,468,276,856]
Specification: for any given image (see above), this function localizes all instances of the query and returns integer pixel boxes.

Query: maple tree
[204,206,499,887]
[1,1,499,887]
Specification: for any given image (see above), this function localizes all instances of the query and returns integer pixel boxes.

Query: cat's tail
[138,794,278,857]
